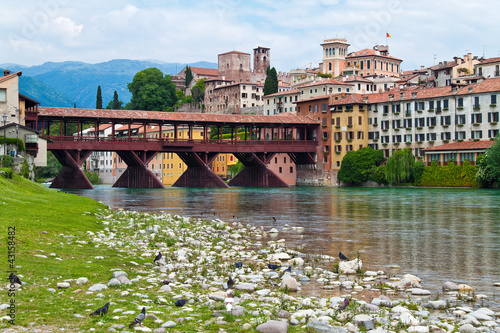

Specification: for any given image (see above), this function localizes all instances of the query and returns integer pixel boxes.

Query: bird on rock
[268,264,281,270]
[227,276,234,289]
[175,299,188,307]
[89,302,110,317]
[9,273,22,285]
[129,307,146,328]
[337,296,350,311]
[162,279,171,285]
[272,217,277,222]
[153,252,162,263]
[285,266,292,273]
[235,261,243,268]
[339,251,349,261]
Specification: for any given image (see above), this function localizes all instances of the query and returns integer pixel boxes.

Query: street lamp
[2,114,7,156]
[15,124,19,157]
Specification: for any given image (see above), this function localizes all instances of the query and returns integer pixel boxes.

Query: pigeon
[339,251,349,261]
[235,262,243,268]
[129,307,146,328]
[153,252,162,263]
[227,276,234,289]
[272,217,277,222]
[9,273,22,285]
[285,266,292,273]
[175,299,188,307]
[89,302,110,317]
[337,296,350,311]
[268,264,281,270]
[162,279,171,285]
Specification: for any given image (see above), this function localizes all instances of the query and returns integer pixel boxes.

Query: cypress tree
[263,67,278,96]
[185,66,193,87]
[96,85,103,109]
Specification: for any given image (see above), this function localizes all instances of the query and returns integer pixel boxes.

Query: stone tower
[218,51,252,83]
[321,37,350,77]
[253,46,270,75]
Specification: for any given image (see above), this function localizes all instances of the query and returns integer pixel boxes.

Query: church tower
[253,46,270,74]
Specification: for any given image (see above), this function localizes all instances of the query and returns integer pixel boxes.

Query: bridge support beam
[173,152,229,188]
[229,153,289,187]
[50,150,93,189]
[113,151,164,188]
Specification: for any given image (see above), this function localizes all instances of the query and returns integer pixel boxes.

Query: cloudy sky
[1,0,499,72]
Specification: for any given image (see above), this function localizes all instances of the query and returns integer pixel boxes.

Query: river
[66,185,500,301]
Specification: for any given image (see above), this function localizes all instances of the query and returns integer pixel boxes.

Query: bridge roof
[38,107,320,126]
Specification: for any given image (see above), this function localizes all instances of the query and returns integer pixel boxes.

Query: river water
[66,185,500,300]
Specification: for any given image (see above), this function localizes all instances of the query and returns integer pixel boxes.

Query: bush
[0,137,25,152]
[19,159,31,179]
[338,147,385,185]
[85,171,100,185]
[419,161,478,187]
[0,155,14,168]
[0,167,13,179]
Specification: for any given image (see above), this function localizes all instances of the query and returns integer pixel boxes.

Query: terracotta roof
[429,61,457,71]
[344,75,372,83]
[190,67,219,77]
[422,140,495,152]
[38,107,320,125]
[264,89,300,98]
[347,48,402,61]
[295,95,331,104]
[115,124,143,131]
[0,71,21,83]
[477,57,500,65]
[300,79,354,88]
[396,74,418,83]
[218,50,250,56]
[329,94,366,106]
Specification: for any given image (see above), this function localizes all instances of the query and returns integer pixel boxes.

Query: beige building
[321,37,349,77]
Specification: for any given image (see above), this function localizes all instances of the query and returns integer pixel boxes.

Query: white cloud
[0,0,499,72]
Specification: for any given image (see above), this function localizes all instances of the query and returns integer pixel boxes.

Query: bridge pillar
[50,150,93,189]
[228,153,289,187]
[113,151,164,188]
[173,152,228,188]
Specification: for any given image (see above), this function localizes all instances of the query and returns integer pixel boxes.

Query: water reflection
[68,186,500,296]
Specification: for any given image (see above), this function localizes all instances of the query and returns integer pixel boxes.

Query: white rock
[159,285,171,292]
[338,259,362,274]
[281,276,298,292]
[411,288,431,296]
[76,277,88,285]
[408,326,429,333]
[112,271,128,279]
[268,253,291,261]
[57,282,70,289]
[88,283,107,292]
[268,228,279,233]
[400,311,419,326]
[107,278,121,287]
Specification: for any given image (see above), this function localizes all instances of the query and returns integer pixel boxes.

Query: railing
[42,135,318,147]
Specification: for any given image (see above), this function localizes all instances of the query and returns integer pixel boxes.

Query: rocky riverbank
[2,209,499,332]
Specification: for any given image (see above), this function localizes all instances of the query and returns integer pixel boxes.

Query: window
[404,134,412,143]
[0,89,5,102]
[334,132,342,141]
[436,100,441,111]
[335,145,342,152]
[441,132,451,140]
[426,133,436,141]
[456,114,466,125]
[383,105,389,113]
[474,96,480,109]
[346,131,354,140]
[348,116,353,126]
[458,97,464,107]
[392,135,402,143]
[415,133,425,142]
[488,129,499,138]
[428,101,434,110]
[488,112,499,122]
[426,117,436,127]
[443,99,449,109]
[381,135,390,143]
[492,95,497,105]
[471,130,483,139]
[416,118,425,127]
[357,131,364,139]
[471,113,482,124]
[358,116,362,125]
[440,115,451,125]
[381,120,390,130]
[392,119,401,129]
[403,118,412,128]
[456,131,466,140]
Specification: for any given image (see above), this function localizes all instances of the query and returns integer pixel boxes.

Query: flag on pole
[386,32,391,38]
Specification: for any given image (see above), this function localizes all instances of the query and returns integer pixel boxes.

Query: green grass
[0,174,313,332]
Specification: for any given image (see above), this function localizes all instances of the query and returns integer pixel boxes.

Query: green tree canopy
[106,91,123,110]
[338,147,385,185]
[384,148,416,184]
[476,135,500,187]
[96,85,103,109]
[191,78,206,105]
[185,66,193,87]
[263,67,278,96]
[127,68,178,111]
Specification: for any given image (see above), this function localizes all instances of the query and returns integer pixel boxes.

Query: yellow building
[329,95,369,170]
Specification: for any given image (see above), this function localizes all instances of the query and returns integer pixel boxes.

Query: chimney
[468,87,473,93]
[412,92,418,99]
[3,70,11,76]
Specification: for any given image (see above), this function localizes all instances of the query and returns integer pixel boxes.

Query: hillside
[1,59,217,108]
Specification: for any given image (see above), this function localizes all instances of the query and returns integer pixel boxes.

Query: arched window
[332,48,335,56]
[329,62,332,71]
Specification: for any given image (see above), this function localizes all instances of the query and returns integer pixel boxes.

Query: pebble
[56,282,70,289]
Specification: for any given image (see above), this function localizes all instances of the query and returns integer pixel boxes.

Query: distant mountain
[0,59,218,108]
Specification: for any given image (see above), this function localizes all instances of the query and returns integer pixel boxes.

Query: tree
[96,85,103,109]
[191,78,206,105]
[185,66,193,87]
[337,147,385,185]
[476,135,500,187]
[106,91,123,110]
[263,66,278,96]
[127,68,178,111]
[384,148,416,184]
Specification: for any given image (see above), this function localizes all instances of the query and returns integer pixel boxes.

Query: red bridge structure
[26,107,320,189]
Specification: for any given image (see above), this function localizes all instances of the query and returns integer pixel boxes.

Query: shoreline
[4,206,499,332]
